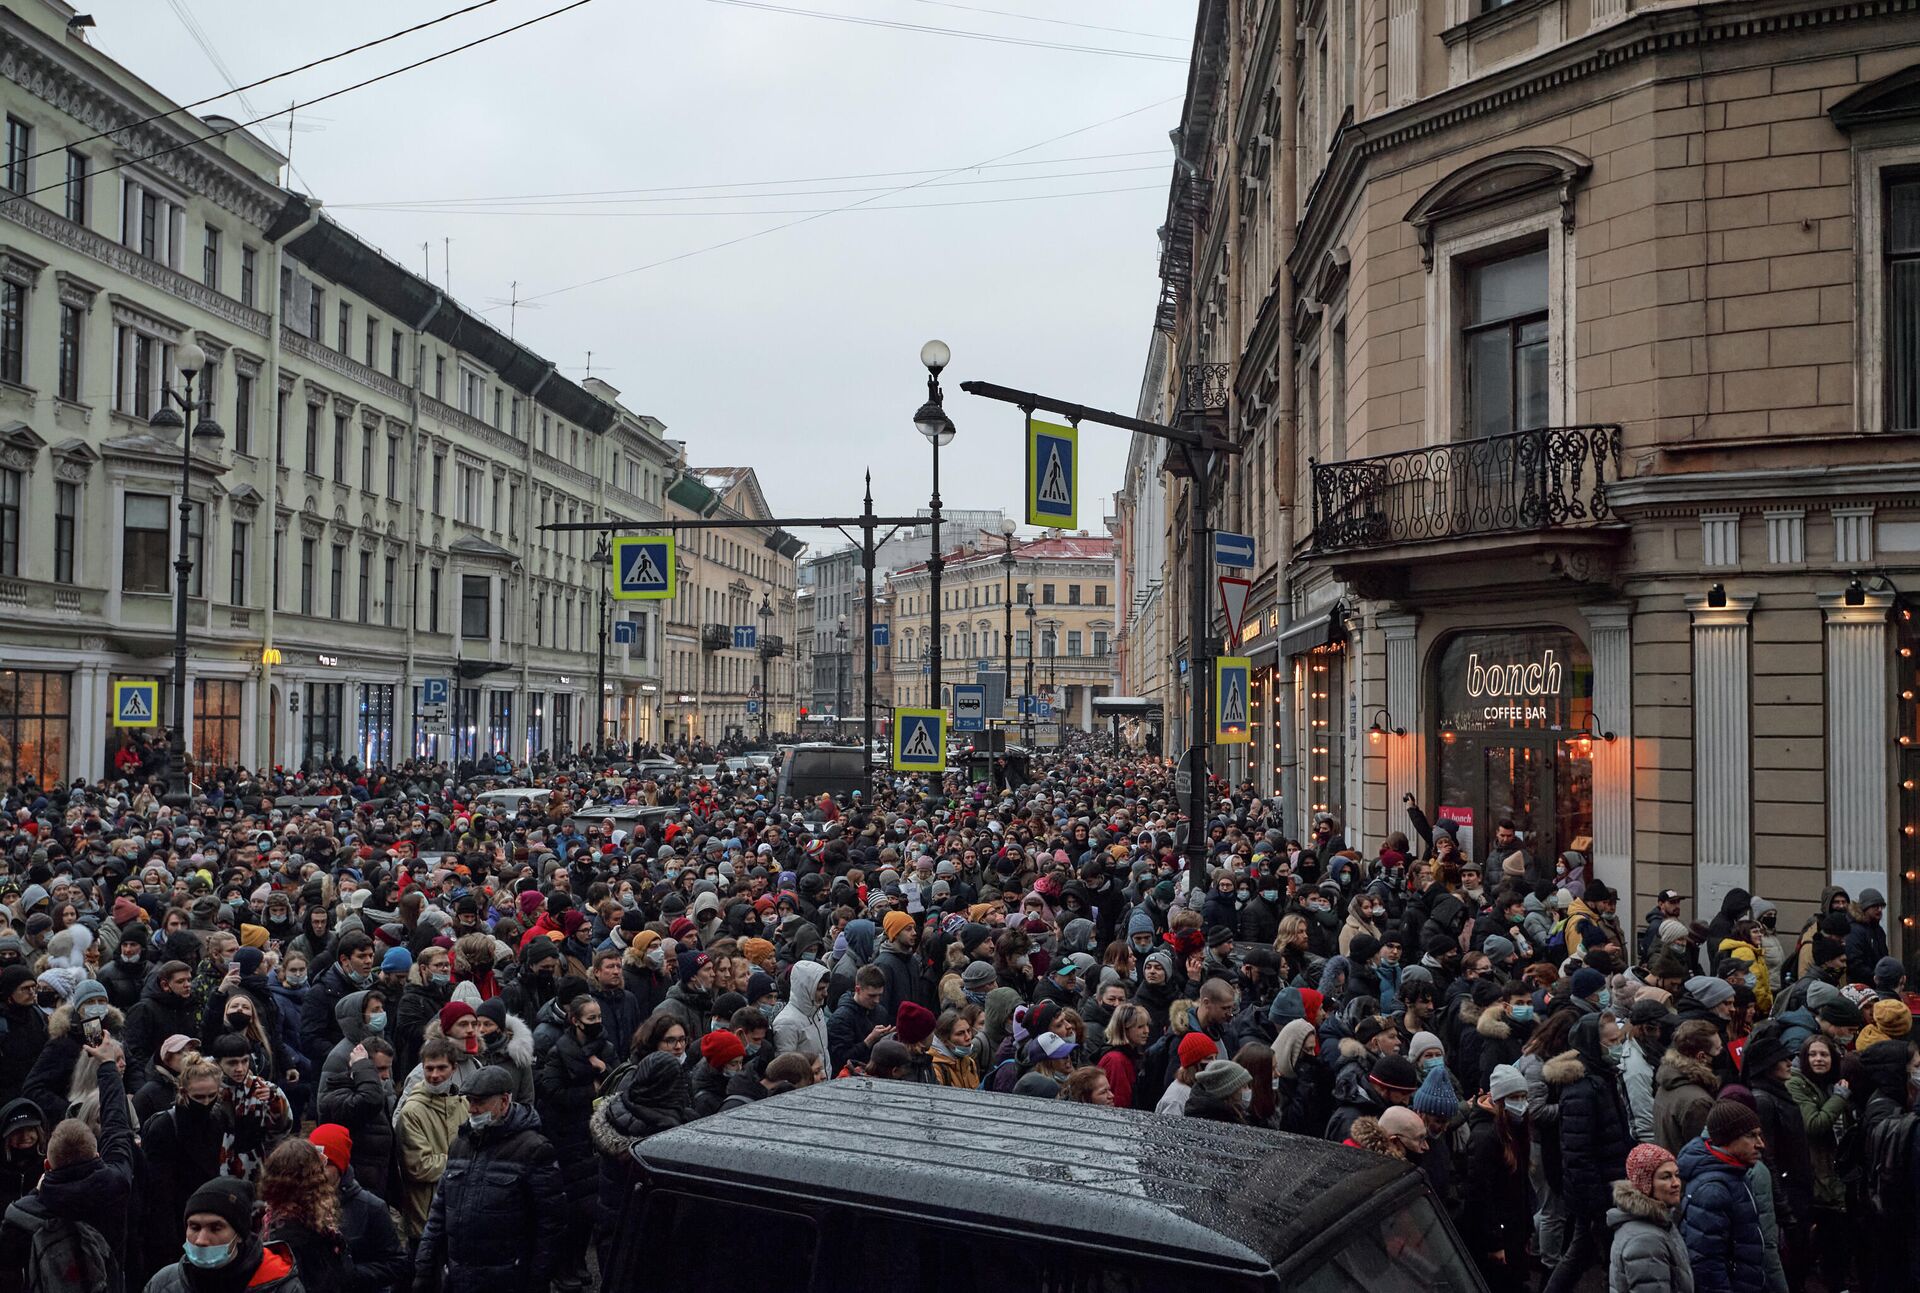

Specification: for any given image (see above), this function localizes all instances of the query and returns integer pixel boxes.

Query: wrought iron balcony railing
[1309,424,1623,554]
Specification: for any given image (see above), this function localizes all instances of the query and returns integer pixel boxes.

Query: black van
[601,1078,1487,1293]
[774,743,866,803]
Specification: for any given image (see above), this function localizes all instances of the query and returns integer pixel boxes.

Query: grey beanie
[961,961,997,990]
[1858,888,1886,909]
[1189,1059,1252,1101]
[1686,975,1734,1008]
[1487,1063,1528,1103]
[1483,934,1517,963]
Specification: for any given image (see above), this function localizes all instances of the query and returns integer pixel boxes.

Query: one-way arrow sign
[1214,530,1255,569]
[1217,575,1252,647]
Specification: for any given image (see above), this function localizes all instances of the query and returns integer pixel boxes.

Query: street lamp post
[914,341,955,714]
[835,615,849,734]
[147,341,223,806]
[757,592,772,745]
[1023,596,1035,749]
[591,534,611,757]
[999,518,1016,737]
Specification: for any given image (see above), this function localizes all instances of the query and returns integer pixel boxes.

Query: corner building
[1144,0,1920,953]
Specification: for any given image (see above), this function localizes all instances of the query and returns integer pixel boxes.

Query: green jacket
[1785,1070,1850,1210]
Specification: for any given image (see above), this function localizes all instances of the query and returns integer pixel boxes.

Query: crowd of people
[0,743,1913,1293]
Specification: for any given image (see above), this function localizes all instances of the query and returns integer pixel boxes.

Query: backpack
[1863,1107,1919,1215]
[1,1204,118,1293]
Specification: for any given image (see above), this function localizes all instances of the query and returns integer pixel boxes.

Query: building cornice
[0,14,284,228]
[1607,463,1920,517]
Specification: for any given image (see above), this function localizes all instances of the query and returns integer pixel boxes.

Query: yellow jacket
[1717,938,1772,1014]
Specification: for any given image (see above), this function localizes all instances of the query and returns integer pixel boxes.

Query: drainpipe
[1225,0,1247,787]
[259,199,323,769]
[403,291,445,760]
[1273,0,1301,833]
[517,364,553,763]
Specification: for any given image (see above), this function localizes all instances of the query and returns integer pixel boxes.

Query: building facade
[1138,0,1920,951]
[888,532,1119,741]
[658,467,801,745]
[0,0,712,777]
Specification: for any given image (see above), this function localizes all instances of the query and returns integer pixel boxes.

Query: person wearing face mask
[1183,1058,1254,1124]
[1714,920,1773,1015]
[1236,872,1283,948]
[22,978,120,1127]
[145,1178,300,1293]
[615,929,669,1021]
[393,949,453,1081]
[206,1032,293,1183]
[1461,1064,1534,1293]
[0,967,46,1110]
[1339,894,1382,959]
[97,925,150,1012]
[502,939,563,1031]
[394,1039,469,1243]
[315,1023,397,1211]
[534,995,613,1293]
[588,1050,692,1272]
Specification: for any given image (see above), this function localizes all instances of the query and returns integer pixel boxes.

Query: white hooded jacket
[772,960,831,1061]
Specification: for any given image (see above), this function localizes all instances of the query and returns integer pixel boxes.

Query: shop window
[0,669,69,789]
[1888,172,1920,432]
[487,691,512,757]
[1306,642,1347,828]
[358,683,394,766]
[302,681,343,766]
[192,678,242,777]
[1431,628,1594,868]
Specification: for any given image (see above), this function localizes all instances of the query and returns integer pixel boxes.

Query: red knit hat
[1625,1143,1674,1197]
[895,1001,937,1046]
[1177,1032,1218,1071]
[1298,987,1325,1025]
[309,1124,352,1175]
[438,1002,475,1034]
[700,1029,745,1069]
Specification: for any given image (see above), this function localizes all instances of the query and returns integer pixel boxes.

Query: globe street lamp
[835,615,850,732]
[914,340,954,713]
[758,592,773,744]
[1023,594,1036,749]
[147,341,224,806]
[590,534,612,757]
[999,517,1016,731]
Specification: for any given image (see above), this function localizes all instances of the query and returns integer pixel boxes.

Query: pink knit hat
[1626,1143,1675,1197]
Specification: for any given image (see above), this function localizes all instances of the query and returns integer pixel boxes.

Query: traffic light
[798,706,808,717]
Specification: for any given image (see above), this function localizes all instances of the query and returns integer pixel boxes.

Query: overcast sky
[91,0,1191,551]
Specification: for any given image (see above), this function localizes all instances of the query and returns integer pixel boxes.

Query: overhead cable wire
[505,95,1181,306]
[332,164,1167,210]
[21,0,512,167]
[340,182,1162,217]
[699,0,1185,62]
[329,149,1167,207]
[900,0,1185,42]
[0,0,597,210]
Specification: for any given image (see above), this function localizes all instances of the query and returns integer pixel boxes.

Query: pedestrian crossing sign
[1215,656,1251,745]
[1025,417,1078,530]
[611,536,675,600]
[891,707,948,773]
[114,680,158,728]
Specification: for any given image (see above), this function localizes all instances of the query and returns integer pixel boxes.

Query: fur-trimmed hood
[424,1011,534,1067]
[1655,1050,1718,1094]
[1542,1048,1586,1087]
[1609,1179,1674,1227]
[44,1001,124,1041]
[1335,1036,1368,1064]
[1477,1009,1512,1040]
[1345,1116,1403,1158]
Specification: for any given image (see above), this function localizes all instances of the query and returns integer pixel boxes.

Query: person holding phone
[21,978,120,1127]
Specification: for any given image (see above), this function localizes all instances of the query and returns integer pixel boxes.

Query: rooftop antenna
[443,237,451,293]
[484,282,544,341]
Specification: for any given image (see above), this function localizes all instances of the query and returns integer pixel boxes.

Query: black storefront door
[1436,736,1558,871]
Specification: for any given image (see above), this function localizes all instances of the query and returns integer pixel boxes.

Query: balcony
[700,623,730,651]
[758,634,784,659]
[1310,424,1624,561]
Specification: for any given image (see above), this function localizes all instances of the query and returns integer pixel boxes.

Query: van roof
[634,1078,1413,1271]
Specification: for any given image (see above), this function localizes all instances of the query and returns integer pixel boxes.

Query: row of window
[664,648,788,696]
[893,581,1110,616]
[888,627,1109,660]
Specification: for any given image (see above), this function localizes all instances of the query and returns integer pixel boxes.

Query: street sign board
[421,677,450,706]
[1214,531,1256,569]
[1217,575,1252,646]
[1215,656,1252,744]
[1025,417,1078,530]
[891,708,948,773]
[611,536,676,600]
[746,700,759,715]
[872,624,890,648]
[976,658,990,673]
[611,620,636,645]
[732,625,757,650]
[1175,745,1202,800]
[952,685,986,732]
[113,680,158,727]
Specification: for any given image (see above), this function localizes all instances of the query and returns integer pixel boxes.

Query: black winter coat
[589,1053,690,1266]
[1748,1072,1812,1230]
[338,1169,408,1293]
[393,979,450,1078]
[316,1052,397,1203]
[121,984,195,1081]
[0,1006,44,1109]
[534,1030,615,1209]
[413,1101,566,1293]
[1460,1103,1532,1264]
[1547,1021,1632,1219]
[301,962,362,1062]
[0,1064,134,1288]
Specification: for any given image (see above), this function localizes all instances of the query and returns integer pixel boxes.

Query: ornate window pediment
[1405,146,1591,269]
[1831,64,1920,132]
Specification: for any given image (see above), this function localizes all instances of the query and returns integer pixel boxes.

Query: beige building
[1133,0,1920,949]
[657,468,802,745]
[888,531,1117,740]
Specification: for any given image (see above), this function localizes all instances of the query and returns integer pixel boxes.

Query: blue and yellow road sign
[1215,656,1251,745]
[114,680,159,727]
[611,536,675,600]
[891,707,948,773]
[1026,418,1077,530]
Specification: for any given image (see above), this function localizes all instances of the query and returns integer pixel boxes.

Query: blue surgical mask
[366,1011,387,1033]
[1509,1004,1534,1023]
[1420,1056,1445,1076]
[1503,1097,1530,1118]
[1596,990,1611,1010]
[183,1241,233,1269]
[466,1110,496,1130]
[1261,890,1280,904]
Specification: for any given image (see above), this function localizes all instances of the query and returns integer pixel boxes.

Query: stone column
[1821,591,1893,902]
[1687,592,1756,919]
[1582,605,1634,914]
[1380,614,1420,828]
